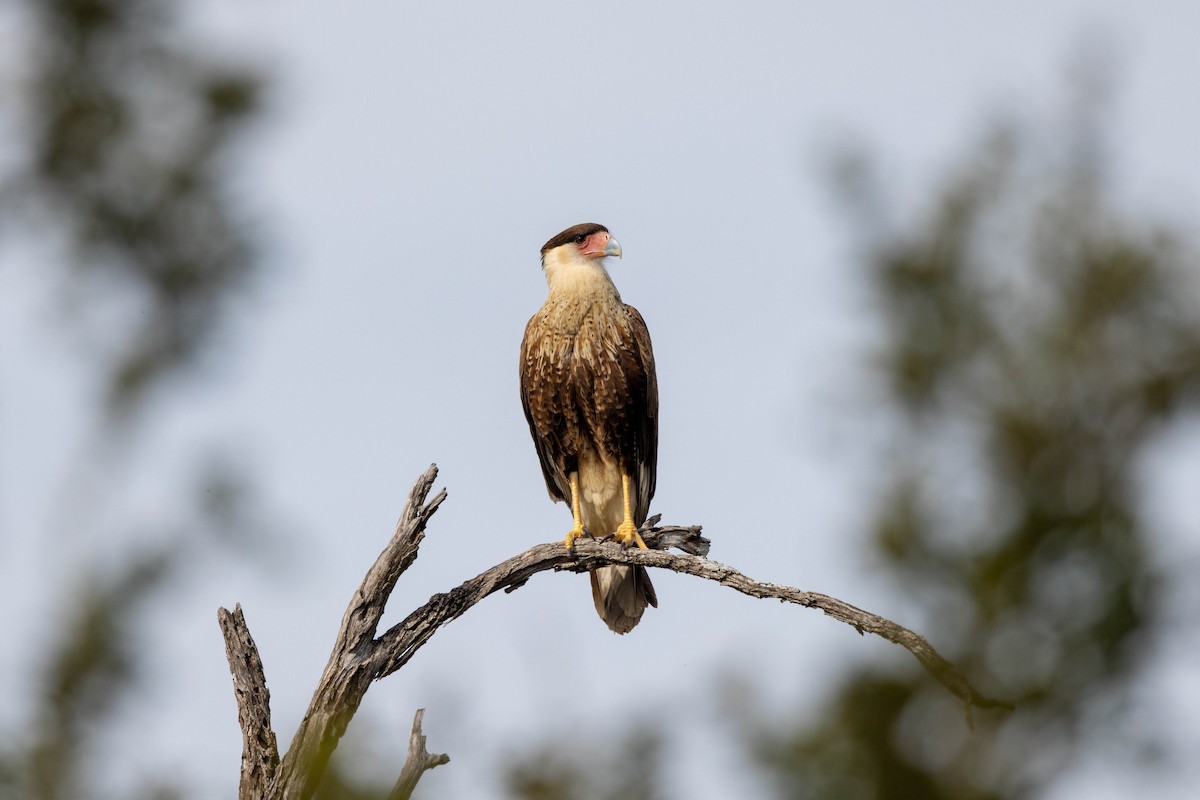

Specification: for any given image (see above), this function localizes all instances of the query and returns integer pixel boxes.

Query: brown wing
[624,304,658,524]
[520,312,569,503]
[521,302,658,523]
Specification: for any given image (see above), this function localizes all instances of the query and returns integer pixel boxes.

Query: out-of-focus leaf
[740,79,1200,799]
[6,0,265,419]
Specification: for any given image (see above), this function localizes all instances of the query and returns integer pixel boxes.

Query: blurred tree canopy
[502,93,1200,800]
[4,4,1198,798]
[731,101,1200,799]
[1,1,264,798]
[4,0,262,418]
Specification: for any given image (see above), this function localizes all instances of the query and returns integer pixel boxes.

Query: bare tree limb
[219,463,1009,799]
[269,464,446,799]
[386,708,450,800]
[217,604,280,800]
[369,526,1009,713]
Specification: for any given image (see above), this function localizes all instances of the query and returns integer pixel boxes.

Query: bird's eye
[573,234,586,244]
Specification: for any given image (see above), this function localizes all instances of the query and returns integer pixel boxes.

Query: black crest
[540,222,608,254]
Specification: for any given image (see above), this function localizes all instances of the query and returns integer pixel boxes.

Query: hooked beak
[603,236,623,259]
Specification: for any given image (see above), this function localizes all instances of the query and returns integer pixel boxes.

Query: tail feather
[589,565,657,634]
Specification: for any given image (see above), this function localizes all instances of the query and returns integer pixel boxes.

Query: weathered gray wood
[217,604,280,800]
[271,464,446,800]
[368,526,1007,713]
[386,708,449,800]
[368,524,708,681]
[218,462,1008,800]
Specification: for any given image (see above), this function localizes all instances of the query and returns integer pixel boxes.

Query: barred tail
[589,565,658,634]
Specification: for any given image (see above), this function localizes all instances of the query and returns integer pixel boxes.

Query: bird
[519,222,659,633]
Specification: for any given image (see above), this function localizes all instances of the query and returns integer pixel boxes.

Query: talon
[613,520,649,550]
[563,524,586,552]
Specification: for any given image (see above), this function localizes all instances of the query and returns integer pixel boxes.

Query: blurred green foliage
[1,1,264,798]
[1,552,175,800]
[5,0,263,416]
[501,92,1200,800]
[5,3,1196,797]
[733,103,1200,798]
[503,726,665,800]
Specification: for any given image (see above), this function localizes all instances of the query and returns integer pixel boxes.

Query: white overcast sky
[4,2,1200,798]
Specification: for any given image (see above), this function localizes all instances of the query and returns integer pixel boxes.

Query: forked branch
[219,463,1009,799]
[386,708,450,800]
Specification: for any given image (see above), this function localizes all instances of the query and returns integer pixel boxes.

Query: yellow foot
[612,520,649,550]
[563,525,589,551]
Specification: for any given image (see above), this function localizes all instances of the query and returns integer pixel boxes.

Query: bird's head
[540,222,622,271]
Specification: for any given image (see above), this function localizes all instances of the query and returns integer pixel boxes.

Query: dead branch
[218,463,1009,799]
[217,604,279,800]
[386,708,449,800]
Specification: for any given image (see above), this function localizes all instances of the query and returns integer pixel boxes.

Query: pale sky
[4,2,1200,798]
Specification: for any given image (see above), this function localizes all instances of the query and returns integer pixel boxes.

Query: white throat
[542,249,620,300]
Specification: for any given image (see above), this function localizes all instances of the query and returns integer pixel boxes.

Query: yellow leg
[612,472,649,550]
[563,472,586,550]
